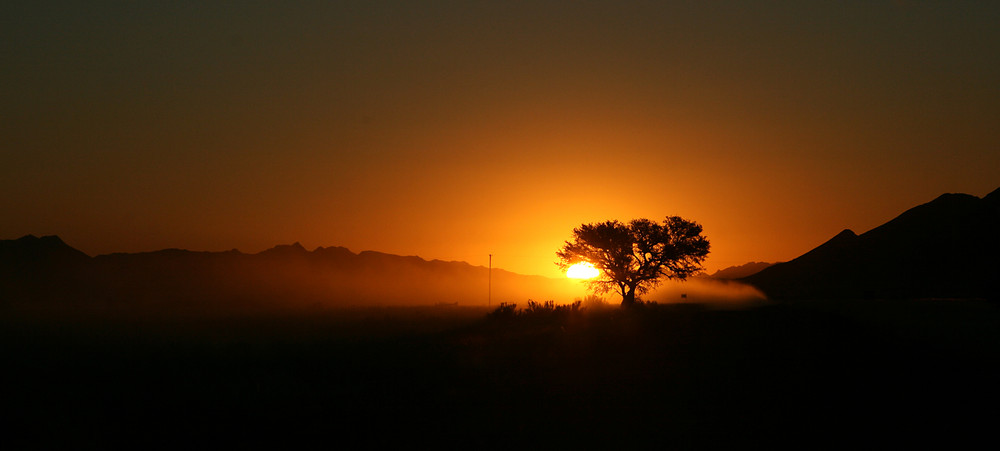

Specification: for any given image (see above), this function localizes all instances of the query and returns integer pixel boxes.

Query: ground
[3,300,997,448]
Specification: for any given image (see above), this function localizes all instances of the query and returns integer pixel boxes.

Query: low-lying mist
[2,236,768,318]
[509,277,769,310]
[644,278,770,309]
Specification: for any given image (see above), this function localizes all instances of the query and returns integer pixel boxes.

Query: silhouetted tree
[556,217,710,307]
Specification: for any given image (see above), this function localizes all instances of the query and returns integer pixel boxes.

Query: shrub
[488,300,583,321]
[487,302,518,320]
[524,299,555,315]
[578,295,611,310]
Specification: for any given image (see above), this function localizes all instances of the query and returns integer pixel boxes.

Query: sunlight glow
[566,262,599,279]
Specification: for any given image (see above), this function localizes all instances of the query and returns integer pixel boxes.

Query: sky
[3,1,999,278]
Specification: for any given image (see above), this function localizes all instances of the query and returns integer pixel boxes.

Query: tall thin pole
[488,254,492,307]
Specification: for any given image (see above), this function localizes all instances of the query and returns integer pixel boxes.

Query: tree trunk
[621,285,637,307]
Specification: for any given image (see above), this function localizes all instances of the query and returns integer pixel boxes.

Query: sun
[566,262,599,279]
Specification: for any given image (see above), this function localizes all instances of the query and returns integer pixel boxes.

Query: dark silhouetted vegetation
[556,217,710,307]
[486,301,519,320]
[487,299,583,321]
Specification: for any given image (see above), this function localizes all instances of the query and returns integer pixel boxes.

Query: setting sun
[566,262,599,279]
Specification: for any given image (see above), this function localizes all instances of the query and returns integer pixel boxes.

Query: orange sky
[2,2,999,278]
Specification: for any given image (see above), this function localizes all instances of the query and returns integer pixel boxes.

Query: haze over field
[1,234,771,313]
[3,2,999,277]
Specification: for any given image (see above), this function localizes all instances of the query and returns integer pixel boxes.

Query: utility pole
[488,254,492,307]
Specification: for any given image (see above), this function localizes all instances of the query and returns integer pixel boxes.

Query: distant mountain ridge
[0,236,578,309]
[0,234,90,264]
[744,187,1000,300]
[708,262,775,280]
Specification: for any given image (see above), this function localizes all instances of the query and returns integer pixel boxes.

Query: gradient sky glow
[3,1,999,277]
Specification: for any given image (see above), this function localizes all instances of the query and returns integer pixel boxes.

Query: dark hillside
[745,188,1000,300]
[0,235,91,302]
[708,261,774,279]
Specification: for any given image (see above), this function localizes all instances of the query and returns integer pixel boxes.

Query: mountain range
[744,187,1000,300]
[5,187,997,308]
[707,262,775,280]
[0,236,578,311]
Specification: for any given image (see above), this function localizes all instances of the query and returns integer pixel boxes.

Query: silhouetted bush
[524,299,555,315]
[557,300,583,316]
[487,302,518,320]
[487,300,583,321]
[578,295,611,310]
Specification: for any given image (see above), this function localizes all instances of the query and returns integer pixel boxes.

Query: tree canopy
[556,217,710,306]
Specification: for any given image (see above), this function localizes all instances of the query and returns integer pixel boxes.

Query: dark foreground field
[3,299,998,448]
